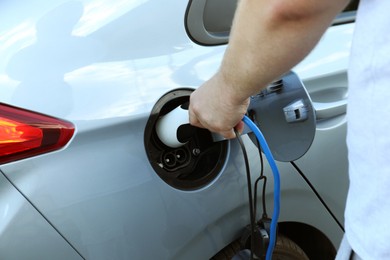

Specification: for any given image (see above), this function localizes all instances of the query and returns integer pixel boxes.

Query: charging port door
[247,71,316,162]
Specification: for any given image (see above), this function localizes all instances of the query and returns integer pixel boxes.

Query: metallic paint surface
[0,0,352,259]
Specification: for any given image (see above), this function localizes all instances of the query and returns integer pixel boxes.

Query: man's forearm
[188,0,350,138]
[220,0,350,104]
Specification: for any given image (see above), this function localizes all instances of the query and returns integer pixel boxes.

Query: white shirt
[345,0,390,259]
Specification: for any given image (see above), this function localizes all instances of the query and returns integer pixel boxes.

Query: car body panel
[0,0,351,258]
[0,171,82,260]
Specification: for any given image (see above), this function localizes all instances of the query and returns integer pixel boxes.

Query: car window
[344,0,359,12]
[185,0,360,46]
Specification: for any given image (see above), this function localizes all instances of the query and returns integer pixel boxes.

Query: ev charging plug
[155,105,190,148]
[156,105,228,148]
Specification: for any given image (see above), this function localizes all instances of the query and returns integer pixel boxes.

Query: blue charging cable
[242,115,280,260]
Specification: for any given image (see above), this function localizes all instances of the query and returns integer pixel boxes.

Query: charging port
[161,147,190,171]
[144,89,228,190]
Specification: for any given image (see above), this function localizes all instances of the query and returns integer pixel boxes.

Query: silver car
[0,0,357,259]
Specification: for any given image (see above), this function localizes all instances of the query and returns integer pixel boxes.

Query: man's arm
[189,0,350,138]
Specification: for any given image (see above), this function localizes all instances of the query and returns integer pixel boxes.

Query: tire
[272,235,309,260]
[211,234,309,260]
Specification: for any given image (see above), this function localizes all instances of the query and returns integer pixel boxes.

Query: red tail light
[0,103,75,165]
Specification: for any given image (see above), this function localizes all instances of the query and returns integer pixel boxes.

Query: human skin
[189,0,350,139]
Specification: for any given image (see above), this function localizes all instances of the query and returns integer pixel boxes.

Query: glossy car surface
[0,0,355,259]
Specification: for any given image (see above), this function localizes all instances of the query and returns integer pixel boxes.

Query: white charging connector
[155,106,190,148]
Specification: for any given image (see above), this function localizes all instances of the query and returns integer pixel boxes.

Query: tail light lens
[0,103,75,165]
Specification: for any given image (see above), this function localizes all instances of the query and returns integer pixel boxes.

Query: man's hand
[189,72,249,139]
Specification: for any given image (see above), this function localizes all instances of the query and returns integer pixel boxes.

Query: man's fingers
[220,129,237,139]
[188,110,204,129]
[234,121,245,135]
[189,111,245,140]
